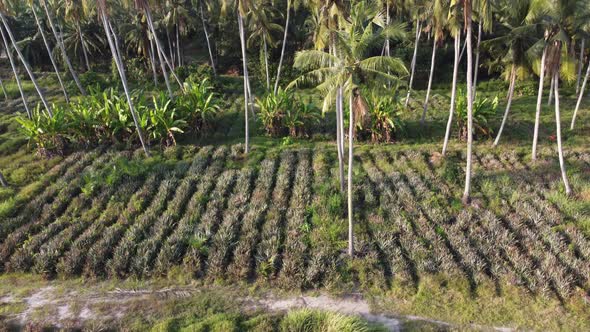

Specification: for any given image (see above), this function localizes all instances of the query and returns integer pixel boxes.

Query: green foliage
[280,309,382,332]
[454,89,499,141]
[256,89,320,137]
[147,93,186,147]
[16,104,68,157]
[178,78,220,133]
[359,90,405,143]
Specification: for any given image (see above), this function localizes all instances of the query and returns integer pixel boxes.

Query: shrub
[454,89,498,141]
[360,91,405,143]
[178,78,220,133]
[16,104,68,157]
[257,89,320,138]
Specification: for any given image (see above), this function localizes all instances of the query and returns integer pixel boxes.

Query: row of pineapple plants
[225,156,278,280]
[107,166,187,278]
[5,152,125,273]
[129,147,214,277]
[276,150,314,288]
[254,151,297,281]
[0,151,95,241]
[153,146,227,274]
[0,151,105,268]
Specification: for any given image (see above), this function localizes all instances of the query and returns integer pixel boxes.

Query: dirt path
[0,283,513,331]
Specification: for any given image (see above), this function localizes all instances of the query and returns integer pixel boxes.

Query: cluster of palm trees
[1,0,589,255]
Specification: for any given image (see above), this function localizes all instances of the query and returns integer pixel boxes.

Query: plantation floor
[1,75,590,330]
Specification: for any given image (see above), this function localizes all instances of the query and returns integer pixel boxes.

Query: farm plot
[0,145,589,301]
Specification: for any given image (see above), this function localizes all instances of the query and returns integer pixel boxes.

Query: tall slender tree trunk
[405,19,421,107]
[144,6,183,90]
[0,14,50,117]
[336,86,345,192]
[442,34,460,156]
[167,30,175,70]
[472,23,482,99]
[493,64,516,146]
[200,2,216,76]
[347,91,354,256]
[148,37,158,86]
[548,75,554,106]
[100,11,149,157]
[77,24,90,71]
[0,171,7,187]
[41,0,86,96]
[553,69,572,195]
[31,7,69,103]
[274,0,291,94]
[532,46,547,161]
[0,77,7,100]
[263,38,270,90]
[421,38,437,124]
[576,38,585,95]
[463,2,474,205]
[151,29,173,97]
[238,14,250,154]
[176,24,181,67]
[571,54,590,130]
[0,26,30,118]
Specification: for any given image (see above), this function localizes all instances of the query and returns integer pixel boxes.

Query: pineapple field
[2,142,589,300]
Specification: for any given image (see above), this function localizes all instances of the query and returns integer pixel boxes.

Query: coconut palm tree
[420,0,446,125]
[307,0,348,191]
[28,0,69,103]
[274,0,305,94]
[290,1,407,255]
[248,2,282,90]
[532,0,589,164]
[163,0,191,67]
[461,0,493,203]
[403,0,427,107]
[0,4,50,117]
[64,0,92,71]
[488,0,539,146]
[0,25,30,118]
[442,0,462,156]
[40,0,86,95]
[194,0,217,75]
[97,0,149,156]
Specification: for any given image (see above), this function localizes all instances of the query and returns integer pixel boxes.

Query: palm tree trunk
[0,171,7,187]
[421,38,437,124]
[238,13,250,154]
[553,70,571,195]
[548,75,554,106]
[385,2,390,57]
[263,38,270,90]
[77,24,91,71]
[472,23,482,99]
[144,7,183,90]
[493,64,516,146]
[176,24,181,67]
[442,34,460,156]
[405,19,421,107]
[0,77,7,100]
[336,87,345,192]
[167,29,175,70]
[274,0,291,94]
[0,26,30,118]
[101,11,149,157]
[463,2,474,205]
[200,2,217,76]
[0,14,50,117]
[149,37,158,86]
[571,54,590,130]
[532,45,547,161]
[347,91,354,257]
[31,7,69,103]
[576,38,585,95]
[41,0,86,96]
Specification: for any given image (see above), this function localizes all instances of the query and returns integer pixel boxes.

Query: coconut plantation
[0,0,589,330]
